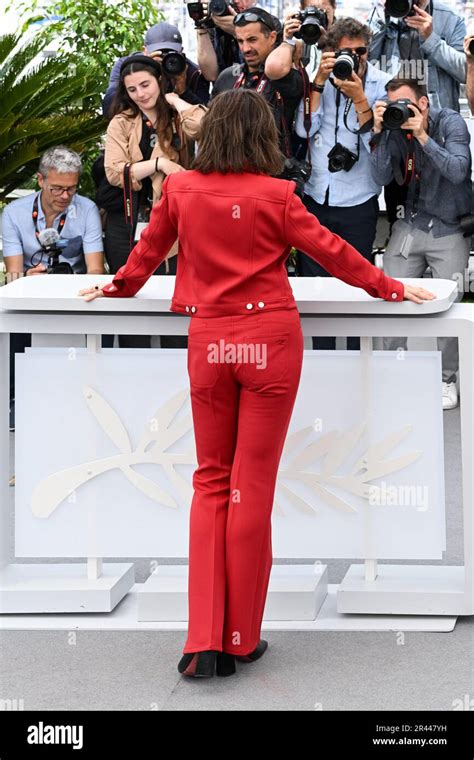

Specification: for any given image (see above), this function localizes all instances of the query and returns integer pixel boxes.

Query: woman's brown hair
[109,61,174,154]
[192,89,286,175]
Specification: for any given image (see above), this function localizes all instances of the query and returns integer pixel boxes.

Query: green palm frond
[0,35,50,92]
[0,30,106,199]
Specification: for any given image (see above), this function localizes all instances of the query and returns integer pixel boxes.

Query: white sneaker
[442,382,458,410]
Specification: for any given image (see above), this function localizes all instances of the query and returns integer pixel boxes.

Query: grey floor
[1,400,473,711]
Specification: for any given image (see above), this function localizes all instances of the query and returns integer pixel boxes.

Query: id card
[399,233,414,260]
[134,222,149,242]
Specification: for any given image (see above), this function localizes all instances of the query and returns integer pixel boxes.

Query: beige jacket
[104,104,206,264]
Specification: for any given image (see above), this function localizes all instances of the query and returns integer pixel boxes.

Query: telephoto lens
[469,39,474,55]
[385,0,416,18]
[162,51,187,76]
[382,98,415,130]
[333,49,359,80]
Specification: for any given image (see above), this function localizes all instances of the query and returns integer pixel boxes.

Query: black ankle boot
[235,639,268,663]
[216,652,236,677]
[177,650,218,677]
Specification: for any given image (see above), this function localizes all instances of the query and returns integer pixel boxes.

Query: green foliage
[3,0,164,198]
[8,0,163,79]
[0,31,106,200]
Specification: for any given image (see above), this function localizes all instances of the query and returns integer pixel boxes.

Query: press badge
[134,222,148,241]
[399,232,414,260]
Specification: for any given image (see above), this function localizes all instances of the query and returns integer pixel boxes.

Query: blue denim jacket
[369,1,466,112]
[370,107,472,237]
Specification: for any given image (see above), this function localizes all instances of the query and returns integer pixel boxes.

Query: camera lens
[469,39,474,55]
[383,101,412,130]
[162,52,186,76]
[333,51,357,80]
[385,0,414,18]
[208,0,228,15]
[328,155,344,172]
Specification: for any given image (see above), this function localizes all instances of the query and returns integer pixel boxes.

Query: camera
[185,0,235,27]
[385,0,416,18]
[280,157,312,198]
[185,0,214,28]
[161,51,187,76]
[35,229,74,274]
[292,7,328,45]
[327,143,358,173]
[382,98,416,130]
[333,49,359,80]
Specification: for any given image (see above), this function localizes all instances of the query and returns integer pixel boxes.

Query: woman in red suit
[79,89,435,680]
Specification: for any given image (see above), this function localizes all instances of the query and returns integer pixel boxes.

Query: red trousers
[182,307,304,655]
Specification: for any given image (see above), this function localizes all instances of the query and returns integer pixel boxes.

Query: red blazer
[101,170,404,315]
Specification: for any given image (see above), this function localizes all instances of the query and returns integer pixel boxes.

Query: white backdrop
[15,347,445,559]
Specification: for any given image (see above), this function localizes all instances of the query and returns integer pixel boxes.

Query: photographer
[268,0,336,82]
[369,0,466,112]
[294,18,393,350]
[211,8,304,164]
[102,23,210,119]
[370,78,471,409]
[2,145,104,430]
[194,0,266,81]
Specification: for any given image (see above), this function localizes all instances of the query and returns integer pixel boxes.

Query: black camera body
[327,143,358,173]
[383,98,416,130]
[293,7,328,45]
[280,157,312,198]
[40,239,74,274]
[385,0,416,19]
[185,0,235,26]
[162,51,187,76]
[185,0,215,27]
[333,49,359,80]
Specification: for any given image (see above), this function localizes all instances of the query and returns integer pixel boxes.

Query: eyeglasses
[234,11,274,31]
[47,184,78,197]
[339,46,368,56]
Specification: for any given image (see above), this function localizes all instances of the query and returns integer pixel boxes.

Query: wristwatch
[283,38,297,47]
[311,82,325,93]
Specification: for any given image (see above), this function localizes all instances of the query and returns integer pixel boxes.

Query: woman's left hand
[165,92,181,109]
[77,285,106,302]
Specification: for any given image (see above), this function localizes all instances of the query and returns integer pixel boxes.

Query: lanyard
[32,192,67,242]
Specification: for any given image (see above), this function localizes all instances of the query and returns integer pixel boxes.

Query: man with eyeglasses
[2,145,104,430]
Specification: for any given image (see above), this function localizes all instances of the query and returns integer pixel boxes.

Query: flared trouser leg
[182,310,304,655]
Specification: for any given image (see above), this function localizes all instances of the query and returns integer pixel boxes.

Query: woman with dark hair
[79,89,435,679]
[104,53,206,347]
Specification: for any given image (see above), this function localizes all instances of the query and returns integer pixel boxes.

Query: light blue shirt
[295,61,393,207]
[2,191,103,273]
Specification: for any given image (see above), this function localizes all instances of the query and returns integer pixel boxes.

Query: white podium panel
[15,347,444,561]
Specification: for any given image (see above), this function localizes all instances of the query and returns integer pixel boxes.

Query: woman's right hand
[403,283,437,304]
[157,158,186,176]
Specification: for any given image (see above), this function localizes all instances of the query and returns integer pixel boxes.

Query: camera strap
[334,88,360,161]
[330,77,373,135]
[297,63,312,167]
[233,68,293,157]
[32,193,67,244]
[393,132,420,194]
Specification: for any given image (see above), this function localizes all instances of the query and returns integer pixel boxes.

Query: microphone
[37,228,60,248]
